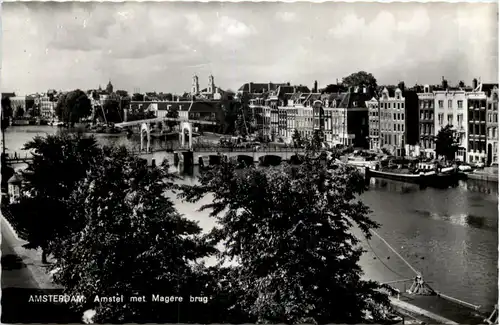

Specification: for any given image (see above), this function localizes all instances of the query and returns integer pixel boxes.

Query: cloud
[397,9,430,34]
[1,2,497,95]
[275,11,297,22]
[185,13,205,35]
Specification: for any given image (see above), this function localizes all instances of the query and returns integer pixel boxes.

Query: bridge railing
[192,146,305,153]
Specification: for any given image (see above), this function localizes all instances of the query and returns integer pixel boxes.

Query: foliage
[127,104,156,122]
[292,129,303,148]
[11,134,101,263]
[322,84,347,94]
[458,81,465,88]
[158,92,173,101]
[180,155,392,324]
[115,90,129,98]
[95,99,122,123]
[54,89,92,126]
[235,114,247,136]
[131,93,145,102]
[166,106,179,128]
[434,125,459,161]
[52,147,216,323]
[1,96,13,130]
[342,71,378,90]
[14,106,25,118]
[222,101,239,135]
[307,129,325,152]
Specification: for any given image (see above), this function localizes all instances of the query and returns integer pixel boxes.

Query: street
[1,217,81,323]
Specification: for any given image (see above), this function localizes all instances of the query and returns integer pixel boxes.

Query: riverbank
[467,167,498,183]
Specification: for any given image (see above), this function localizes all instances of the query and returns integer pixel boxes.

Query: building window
[439,100,444,108]
[448,100,452,108]
[394,124,397,131]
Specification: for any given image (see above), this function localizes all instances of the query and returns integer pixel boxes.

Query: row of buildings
[1,92,57,119]
[236,78,498,166]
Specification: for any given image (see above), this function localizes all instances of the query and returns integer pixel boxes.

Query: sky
[1,2,498,95]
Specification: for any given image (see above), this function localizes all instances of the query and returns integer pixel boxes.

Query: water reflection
[413,210,495,231]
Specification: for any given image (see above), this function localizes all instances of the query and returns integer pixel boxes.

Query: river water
[3,126,498,311]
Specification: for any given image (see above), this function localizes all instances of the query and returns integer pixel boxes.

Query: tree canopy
[342,71,378,90]
[1,96,13,130]
[95,99,122,123]
[54,89,92,125]
[180,154,392,324]
[131,93,145,102]
[292,129,304,148]
[115,90,129,98]
[434,125,459,161]
[52,147,216,323]
[166,106,179,128]
[9,134,101,263]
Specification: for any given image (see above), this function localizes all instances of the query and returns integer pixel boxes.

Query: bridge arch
[140,123,151,152]
[180,122,193,149]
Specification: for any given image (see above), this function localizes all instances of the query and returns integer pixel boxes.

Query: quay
[466,167,498,183]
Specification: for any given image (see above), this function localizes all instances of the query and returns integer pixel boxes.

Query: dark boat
[366,168,460,188]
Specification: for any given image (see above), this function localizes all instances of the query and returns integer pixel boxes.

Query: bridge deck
[115,117,218,128]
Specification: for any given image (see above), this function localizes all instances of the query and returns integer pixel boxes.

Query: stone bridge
[137,147,307,166]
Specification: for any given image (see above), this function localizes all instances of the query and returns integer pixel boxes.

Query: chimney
[293,86,297,93]
[336,78,339,85]
[314,80,318,93]
[442,77,448,90]
[473,78,478,90]
[249,82,253,93]
[268,82,272,92]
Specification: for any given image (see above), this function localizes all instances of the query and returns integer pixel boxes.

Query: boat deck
[394,292,488,324]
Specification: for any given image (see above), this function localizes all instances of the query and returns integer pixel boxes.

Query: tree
[131,93,145,102]
[235,114,247,136]
[180,156,393,324]
[292,129,303,148]
[458,81,465,88]
[342,71,378,90]
[307,129,325,152]
[14,106,25,118]
[54,89,92,126]
[10,134,101,263]
[166,106,179,129]
[52,147,215,322]
[1,96,13,131]
[322,84,347,94]
[222,101,238,135]
[115,90,129,98]
[96,99,122,123]
[434,125,459,161]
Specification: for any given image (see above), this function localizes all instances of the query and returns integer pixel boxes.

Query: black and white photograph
[0,1,498,324]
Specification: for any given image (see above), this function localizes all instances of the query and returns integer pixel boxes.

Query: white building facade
[486,87,499,166]
[379,88,406,156]
[366,97,380,151]
[434,90,467,161]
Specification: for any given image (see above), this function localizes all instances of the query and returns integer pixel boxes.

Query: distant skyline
[2,2,498,95]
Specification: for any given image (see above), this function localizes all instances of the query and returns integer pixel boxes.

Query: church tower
[191,75,200,95]
[106,80,113,94]
[208,75,215,94]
